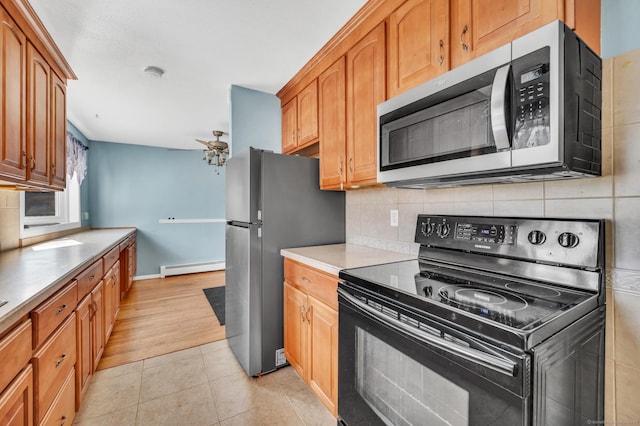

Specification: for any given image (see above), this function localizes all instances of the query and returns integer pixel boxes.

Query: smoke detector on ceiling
[143,66,165,78]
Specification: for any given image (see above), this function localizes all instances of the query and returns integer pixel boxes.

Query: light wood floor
[97,271,225,370]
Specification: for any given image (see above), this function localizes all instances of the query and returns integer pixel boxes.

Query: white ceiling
[29,0,367,150]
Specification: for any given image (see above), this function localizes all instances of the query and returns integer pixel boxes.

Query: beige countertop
[0,228,135,335]
[280,243,416,276]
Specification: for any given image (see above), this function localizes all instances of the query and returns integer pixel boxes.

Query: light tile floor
[73,340,335,425]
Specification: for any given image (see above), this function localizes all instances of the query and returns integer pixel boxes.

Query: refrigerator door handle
[228,220,251,228]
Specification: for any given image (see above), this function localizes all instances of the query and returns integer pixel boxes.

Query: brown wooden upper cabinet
[0,6,27,181]
[0,0,74,190]
[26,43,50,187]
[318,57,346,189]
[450,0,601,69]
[282,79,319,154]
[387,0,450,98]
[345,22,385,188]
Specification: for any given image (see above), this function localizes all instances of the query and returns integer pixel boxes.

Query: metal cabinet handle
[348,157,354,173]
[51,163,56,175]
[460,25,469,52]
[55,353,67,367]
[439,39,444,65]
[29,155,35,171]
[300,305,306,322]
[89,274,95,281]
[301,276,311,284]
[306,305,312,323]
[60,415,67,426]
[55,304,67,315]
[21,151,27,169]
[88,302,94,319]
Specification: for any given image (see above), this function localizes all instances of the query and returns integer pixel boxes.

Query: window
[20,174,81,238]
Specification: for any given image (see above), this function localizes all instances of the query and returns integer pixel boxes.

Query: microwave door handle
[490,64,512,151]
[338,288,517,377]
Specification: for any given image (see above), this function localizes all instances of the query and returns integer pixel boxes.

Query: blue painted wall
[229,85,281,155]
[67,121,90,227]
[602,0,640,58]
[87,141,225,276]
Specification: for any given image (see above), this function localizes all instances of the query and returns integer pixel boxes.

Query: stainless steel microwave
[377,20,602,188]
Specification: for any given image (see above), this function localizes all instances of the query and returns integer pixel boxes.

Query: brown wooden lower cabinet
[75,279,105,410]
[283,259,338,417]
[32,313,76,424]
[74,294,92,410]
[0,365,33,426]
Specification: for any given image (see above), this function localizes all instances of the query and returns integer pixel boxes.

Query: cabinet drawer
[32,314,76,423]
[284,259,338,310]
[39,368,74,426]
[103,246,119,271]
[119,241,129,252]
[76,259,103,299]
[32,281,78,349]
[0,320,32,394]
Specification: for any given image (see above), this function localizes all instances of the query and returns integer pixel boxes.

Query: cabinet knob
[460,25,469,52]
[55,304,67,315]
[55,353,67,367]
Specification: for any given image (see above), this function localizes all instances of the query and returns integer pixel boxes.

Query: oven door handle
[338,288,518,377]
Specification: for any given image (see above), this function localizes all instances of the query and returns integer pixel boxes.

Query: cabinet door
[283,282,308,381]
[0,365,32,426]
[103,269,114,342]
[296,79,318,147]
[50,71,66,189]
[26,43,50,186]
[113,261,121,318]
[91,281,104,372]
[0,8,27,181]
[75,295,91,410]
[318,57,346,190]
[450,0,558,68]
[346,22,385,187]
[281,98,298,153]
[388,0,449,98]
[308,295,338,417]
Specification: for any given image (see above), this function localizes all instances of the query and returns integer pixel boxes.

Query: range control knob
[437,223,451,238]
[558,232,580,248]
[527,230,546,245]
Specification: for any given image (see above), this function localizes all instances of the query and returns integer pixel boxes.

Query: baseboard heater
[160,261,225,278]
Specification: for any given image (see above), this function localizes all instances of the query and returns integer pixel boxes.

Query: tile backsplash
[0,190,20,252]
[346,50,640,422]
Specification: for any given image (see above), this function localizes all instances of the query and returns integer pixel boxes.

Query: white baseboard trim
[159,261,226,278]
[133,274,160,281]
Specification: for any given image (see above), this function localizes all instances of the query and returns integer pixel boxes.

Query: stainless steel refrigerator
[225,147,345,376]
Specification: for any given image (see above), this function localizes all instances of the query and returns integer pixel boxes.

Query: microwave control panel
[512,47,551,150]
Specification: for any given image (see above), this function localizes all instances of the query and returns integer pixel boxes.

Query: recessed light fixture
[143,65,165,78]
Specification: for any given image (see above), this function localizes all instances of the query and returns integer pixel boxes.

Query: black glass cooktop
[339,260,593,332]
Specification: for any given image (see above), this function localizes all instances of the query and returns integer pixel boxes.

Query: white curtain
[66,132,88,185]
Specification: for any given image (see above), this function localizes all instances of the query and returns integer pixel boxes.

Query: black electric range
[337,215,606,425]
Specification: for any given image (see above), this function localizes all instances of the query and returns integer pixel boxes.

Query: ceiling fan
[196,130,229,170]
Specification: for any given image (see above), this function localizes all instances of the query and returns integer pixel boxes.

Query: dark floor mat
[203,286,225,325]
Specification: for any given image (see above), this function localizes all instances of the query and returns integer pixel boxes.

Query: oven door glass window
[356,327,469,426]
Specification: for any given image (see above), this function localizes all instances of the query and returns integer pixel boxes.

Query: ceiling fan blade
[195,139,215,149]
